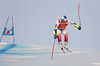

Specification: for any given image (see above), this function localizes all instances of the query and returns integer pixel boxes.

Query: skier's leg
[63,29,68,42]
[57,29,62,48]
[57,29,65,53]
[63,29,72,52]
[63,29,68,49]
[57,29,61,42]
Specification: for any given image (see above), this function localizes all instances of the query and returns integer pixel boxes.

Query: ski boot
[64,42,72,52]
[58,42,65,54]
[64,42,68,50]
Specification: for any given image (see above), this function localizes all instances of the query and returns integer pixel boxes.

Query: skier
[53,15,81,53]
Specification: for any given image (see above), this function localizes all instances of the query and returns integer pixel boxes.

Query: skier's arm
[53,21,58,39]
[69,22,81,30]
[55,21,59,29]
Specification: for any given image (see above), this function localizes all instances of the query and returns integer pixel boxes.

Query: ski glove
[53,29,58,39]
[78,26,81,30]
[74,23,81,30]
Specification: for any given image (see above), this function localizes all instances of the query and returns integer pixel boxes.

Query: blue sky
[0,0,100,49]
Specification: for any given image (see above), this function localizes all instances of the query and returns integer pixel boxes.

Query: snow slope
[0,44,100,66]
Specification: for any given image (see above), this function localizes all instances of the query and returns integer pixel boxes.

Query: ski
[62,46,72,52]
[64,47,72,52]
[62,50,66,54]
[61,48,66,54]
[67,48,72,52]
[62,49,72,53]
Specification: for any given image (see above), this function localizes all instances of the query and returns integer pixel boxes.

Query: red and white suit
[55,19,72,42]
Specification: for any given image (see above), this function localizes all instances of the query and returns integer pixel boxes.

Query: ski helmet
[61,15,67,21]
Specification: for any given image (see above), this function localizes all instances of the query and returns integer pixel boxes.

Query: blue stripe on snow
[0,44,16,54]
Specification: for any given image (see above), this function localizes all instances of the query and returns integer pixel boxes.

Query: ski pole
[78,1,81,27]
[51,38,56,61]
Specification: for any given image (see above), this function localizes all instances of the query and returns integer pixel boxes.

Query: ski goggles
[61,21,66,23]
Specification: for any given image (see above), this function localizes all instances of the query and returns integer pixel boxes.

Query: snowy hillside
[0,44,100,66]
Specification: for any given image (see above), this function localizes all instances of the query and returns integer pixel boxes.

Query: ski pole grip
[53,29,57,34]
[53,30,56,35]
[74,23,79,28]
[53,29,58,39]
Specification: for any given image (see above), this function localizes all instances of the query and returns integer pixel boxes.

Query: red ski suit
[55,19,72,42]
